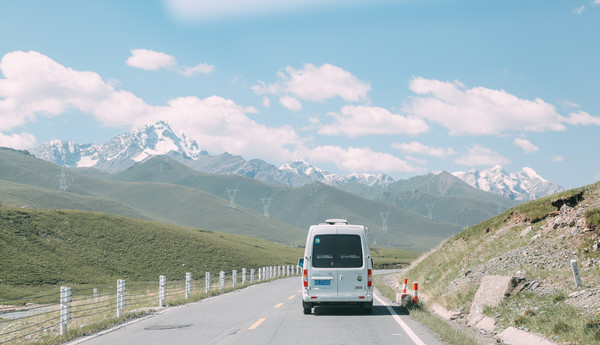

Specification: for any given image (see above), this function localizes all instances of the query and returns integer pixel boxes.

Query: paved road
[70,277,445,345]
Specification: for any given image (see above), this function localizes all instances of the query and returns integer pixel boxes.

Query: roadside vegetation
[0,206,302,300]
[393,181,600,344]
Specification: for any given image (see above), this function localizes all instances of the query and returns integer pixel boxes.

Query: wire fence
[0,265,300,344]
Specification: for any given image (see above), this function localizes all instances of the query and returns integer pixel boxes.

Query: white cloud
[564,111,600,126]
[181,62,215,77]
[305,145,420,173]
[551,155,565,163]
[405,77,567,136]
[126,49,177,71]
[0,50,301,162]
[279,96,302,111]
[253,63,371,107]
[262,96,271,108]
[513,138,539,154]
[455,144,511,166]
[319,105,428,138]
[126,48,213,76]
[392,141,456,157]
[573,5,586,14]
[0,131,36,149]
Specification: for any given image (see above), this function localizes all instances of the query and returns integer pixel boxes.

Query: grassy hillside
[341,171,517,228]
[0,206,302,298]
[0,148,307,245]
[0,148,463,251]
[399,182,600,344]
[112,156,463,251]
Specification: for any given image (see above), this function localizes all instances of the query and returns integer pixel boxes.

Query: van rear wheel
[303,301,312,315]
[363,301,373,314]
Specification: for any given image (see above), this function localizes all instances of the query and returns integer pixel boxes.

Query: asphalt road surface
[69,277,446,345]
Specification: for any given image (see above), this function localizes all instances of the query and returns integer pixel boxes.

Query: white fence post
[159,275,166,307]
[185,272,192,299]
[205,272,211,292]
[250,268,255,283]
[242,268,247,285]
[571,259,583,287]
[232,270,237,287]
[60,286,71,336]
[219,271,225,290]
[93,288,98,302]
[117,279,126,317]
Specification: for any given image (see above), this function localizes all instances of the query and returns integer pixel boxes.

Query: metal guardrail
[0,265,300,344]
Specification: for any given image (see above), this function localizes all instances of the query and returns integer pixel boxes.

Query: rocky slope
[384,182,600,344]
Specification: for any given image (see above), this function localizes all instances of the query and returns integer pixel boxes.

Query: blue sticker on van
[315,237,320,244]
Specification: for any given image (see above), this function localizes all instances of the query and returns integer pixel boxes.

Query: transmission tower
[261,197,273,218]
[425,203,434,220]
[226,188,239,209]
[57,167,69,192]
[379,212,389,232]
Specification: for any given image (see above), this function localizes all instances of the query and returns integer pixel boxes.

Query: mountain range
[453,165,564,201]
[29,121,562,201]
[0,147,464,251]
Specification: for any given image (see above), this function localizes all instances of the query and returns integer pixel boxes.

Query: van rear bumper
[302,293,373,304]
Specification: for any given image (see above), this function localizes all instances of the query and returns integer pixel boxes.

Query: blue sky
[0,0,599,188]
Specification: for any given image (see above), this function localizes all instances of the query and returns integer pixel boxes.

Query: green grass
[488,291,600,344]
[370,247,420,269]
[587,208,600,231]
[0,206,302,299]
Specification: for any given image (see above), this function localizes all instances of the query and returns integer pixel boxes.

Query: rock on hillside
[385,182,600,344]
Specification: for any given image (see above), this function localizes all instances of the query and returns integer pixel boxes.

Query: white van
[298,219,373,314]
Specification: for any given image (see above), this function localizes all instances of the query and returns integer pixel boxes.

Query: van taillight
[367,269,372,287]
[303,269,308,287]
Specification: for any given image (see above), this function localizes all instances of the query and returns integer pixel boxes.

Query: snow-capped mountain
[30,121,207,173]
[30,121,394,188]
[278,159,394,187]
[452,165,563,200]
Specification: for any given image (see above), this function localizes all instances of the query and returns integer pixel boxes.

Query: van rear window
[312,234,363,268]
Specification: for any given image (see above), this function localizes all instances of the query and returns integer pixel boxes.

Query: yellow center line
[288,295,296,300]
[248,318,266,330]
[274,303,284,308]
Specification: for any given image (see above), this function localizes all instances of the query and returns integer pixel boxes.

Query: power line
[379,212,389,232]
[226,188,239,209]
[261,197,273,218]
[425,203,434,220]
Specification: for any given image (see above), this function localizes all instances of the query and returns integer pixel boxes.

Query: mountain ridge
[29,121,562,200]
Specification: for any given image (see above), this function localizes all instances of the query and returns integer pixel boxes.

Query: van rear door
[311,233,365,297]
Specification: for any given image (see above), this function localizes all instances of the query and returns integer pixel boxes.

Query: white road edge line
[373,294,427,345]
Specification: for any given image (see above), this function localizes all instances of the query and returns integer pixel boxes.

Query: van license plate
[314,280,331,286]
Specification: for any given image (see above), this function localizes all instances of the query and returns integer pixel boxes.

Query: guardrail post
[117,279,126,317]
[205,272,211,292]
[93,287,98,302]
[242,268,247,285]
[185,272,192,299]
[232,270,237,287]
[219,271,225,290]
[250,268,255,283]
[159,275,166,307]
[570,259,583,287]
[60,286,71,335]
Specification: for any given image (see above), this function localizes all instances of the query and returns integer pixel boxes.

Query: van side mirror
[298,258,304,267]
